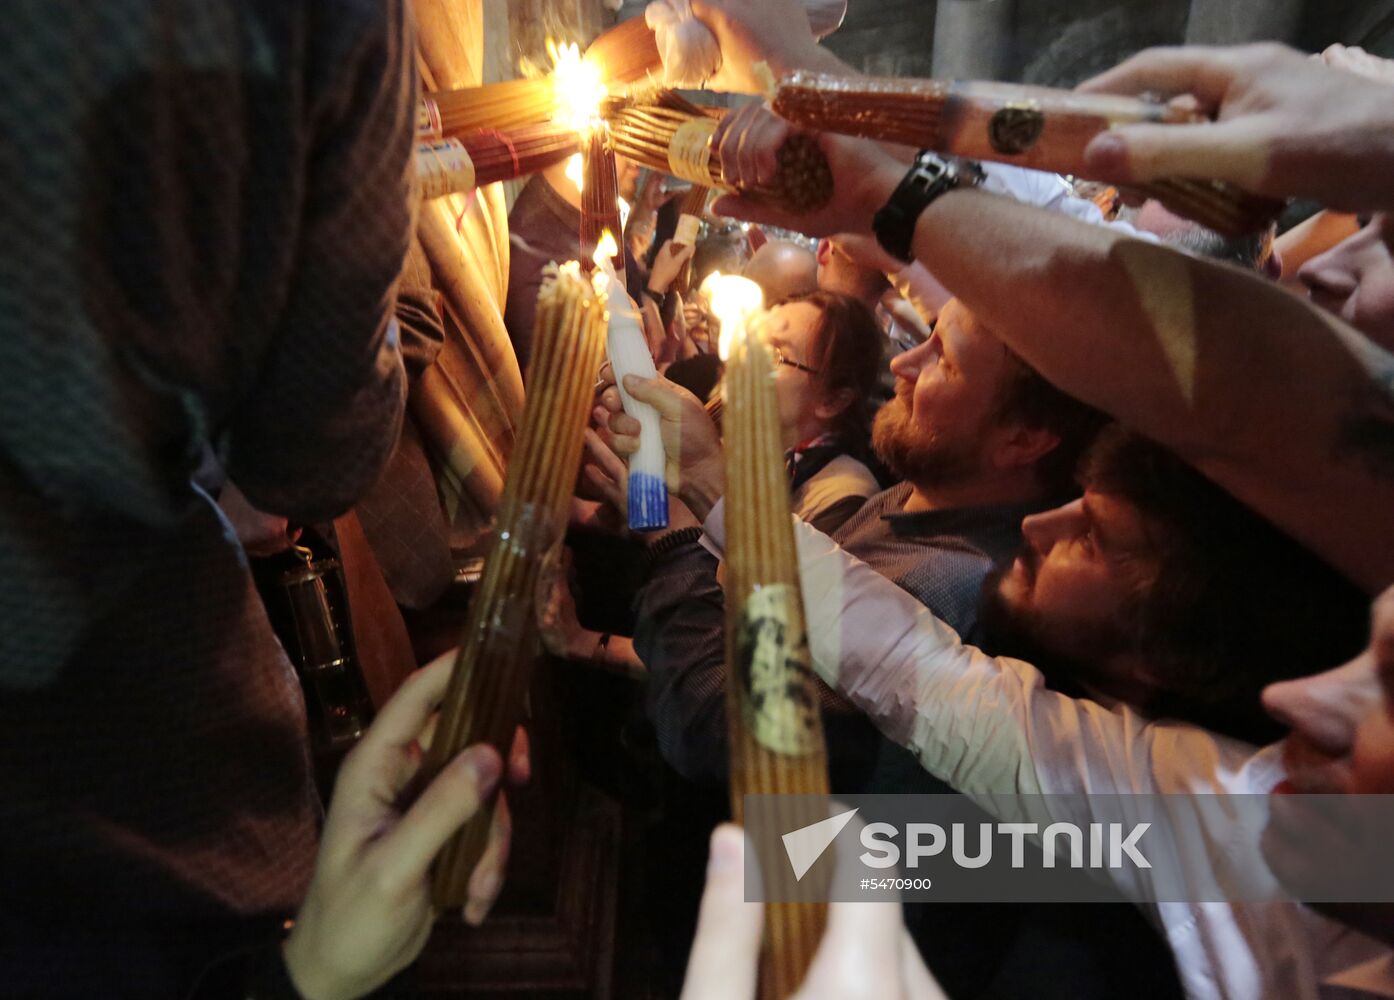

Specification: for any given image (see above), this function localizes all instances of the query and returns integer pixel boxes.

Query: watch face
[735,584,821,756]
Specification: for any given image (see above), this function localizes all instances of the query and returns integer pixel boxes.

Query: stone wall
[617,0,1394,87]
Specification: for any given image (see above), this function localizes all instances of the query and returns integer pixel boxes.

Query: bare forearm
[908,189,1394,590]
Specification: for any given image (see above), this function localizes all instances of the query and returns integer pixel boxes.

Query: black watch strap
[872,151,974,263]
[640,525,706,575]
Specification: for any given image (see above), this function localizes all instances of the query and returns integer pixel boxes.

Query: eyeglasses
[771,346,822,376]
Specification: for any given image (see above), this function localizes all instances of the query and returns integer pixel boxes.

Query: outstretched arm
[713,108,1394,592]
[1077,44,1394,212]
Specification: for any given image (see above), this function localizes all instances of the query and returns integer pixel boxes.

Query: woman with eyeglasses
[754,289,885,534]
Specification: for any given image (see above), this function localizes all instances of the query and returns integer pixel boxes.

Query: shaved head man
[742,239,818,302]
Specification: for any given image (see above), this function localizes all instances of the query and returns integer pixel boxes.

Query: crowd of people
[5,0,1394,997]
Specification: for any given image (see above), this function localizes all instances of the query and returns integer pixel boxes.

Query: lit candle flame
[618,196,631,232]
[705,273,765,361]
[593,229,620,269]
[549,40,607,133]
[565,153,583,192]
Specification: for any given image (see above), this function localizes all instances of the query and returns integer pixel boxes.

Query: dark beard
[871,397,982,487]
[975,563,1092,699]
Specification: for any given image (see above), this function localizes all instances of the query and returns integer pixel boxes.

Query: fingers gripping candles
[593,235,669,532]
[711,275,833,998]
[605,94,834,214]
[420,263,608,907]
[772,71,1284,237]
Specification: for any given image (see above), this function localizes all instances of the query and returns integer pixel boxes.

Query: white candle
[594,233,667,531]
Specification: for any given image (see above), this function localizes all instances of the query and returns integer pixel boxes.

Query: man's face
[1298,213,1394,350]
[1259,587,1394,944]
[988,490,1159,685]
[816,236,885,304]
[871,299,1012,484]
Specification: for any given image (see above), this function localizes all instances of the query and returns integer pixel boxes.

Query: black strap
[872,151,970,263]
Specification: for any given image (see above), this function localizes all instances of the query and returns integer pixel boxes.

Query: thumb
[680,825,763,1000]
[373,744,503,891]
[1083,122,1269,190]
[623,373,689,418]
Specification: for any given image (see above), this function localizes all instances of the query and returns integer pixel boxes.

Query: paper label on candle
[675,213,702,245]
[417,98,443,140]
[736,584,820,756]
[668,118,718,186]
[418,139,476,200]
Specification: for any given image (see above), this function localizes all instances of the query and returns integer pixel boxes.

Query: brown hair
[791,290,884,455]
[1082,426,1369,744]
[993,350,1107,499]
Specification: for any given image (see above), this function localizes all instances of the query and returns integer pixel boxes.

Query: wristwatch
[640,525,706,576]
[872,151,979,263]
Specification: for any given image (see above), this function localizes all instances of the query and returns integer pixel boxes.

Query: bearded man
[623,299,1153,1000]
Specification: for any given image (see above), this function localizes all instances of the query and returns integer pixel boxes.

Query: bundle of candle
[581,130,625,274]
[711,275,832,997]
[417,123,582,200]
[772,71,1285,237]
[418,77,558,142]
[668,183,711,296]
[605,98,833,213]
[678,181,712,222]
[420,263,609,906]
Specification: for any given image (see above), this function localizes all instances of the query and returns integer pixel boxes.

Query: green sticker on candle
[736,584,820,756]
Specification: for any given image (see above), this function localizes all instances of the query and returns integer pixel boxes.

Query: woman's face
[762,301,830,449]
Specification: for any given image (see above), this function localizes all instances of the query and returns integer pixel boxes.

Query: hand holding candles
[594,233,668,532]
[421,263,608,906]
[709,274,832,998]
[582,0,848,92]
[771,70,1284,236]
[605,96,834,214]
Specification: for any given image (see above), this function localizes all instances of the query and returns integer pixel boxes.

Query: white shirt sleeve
[702,500,1389,1000]
[703,499,1249,803]
[978,162,1158,242]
